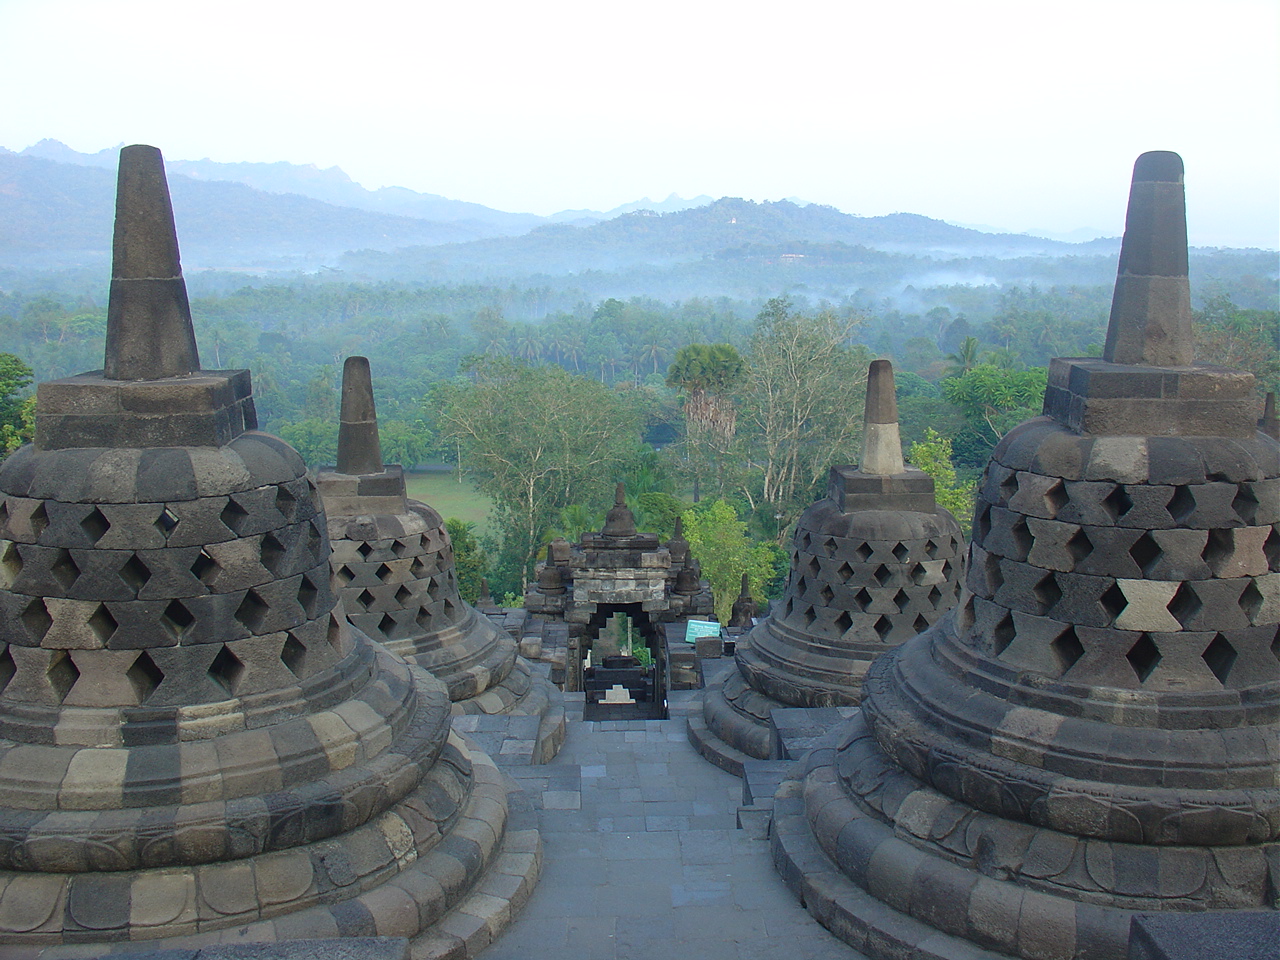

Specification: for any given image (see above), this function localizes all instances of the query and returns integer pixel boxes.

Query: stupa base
[450,658,566,765]
[0,731,540,960]
[688,673,776,775]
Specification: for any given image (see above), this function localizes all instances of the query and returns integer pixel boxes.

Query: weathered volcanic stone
[0,147,534,955]
[772,152,1280,960]
[693,360,963,772]
[317,357,564,763]
[335,357,383,477]
[103,145,201,382]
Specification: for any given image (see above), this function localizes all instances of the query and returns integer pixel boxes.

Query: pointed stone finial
[859,359,905,475]
[729,572,757,627]
[1102,151,1193,367]
[602,482,638,538]
[1261,392,1279,441]
[103,144,201,380]
[667,515,690,565]
[336,356,384,475]
[478,577,493,604]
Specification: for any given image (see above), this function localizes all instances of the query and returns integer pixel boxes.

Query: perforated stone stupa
[317,356,564,763]
[772,152,1280,958]
[0,146,537,955]
[691,359,964,770]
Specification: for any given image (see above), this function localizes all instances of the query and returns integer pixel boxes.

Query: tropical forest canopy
[1,145,1275,602]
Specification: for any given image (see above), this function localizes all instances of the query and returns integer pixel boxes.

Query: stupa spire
[336,355,384,475]
[601,481,638,538]
[858,358,904,475]
[1102,150,1193,366]
[103,144,200,380]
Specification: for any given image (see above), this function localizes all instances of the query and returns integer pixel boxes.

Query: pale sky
[2,0,1277,248]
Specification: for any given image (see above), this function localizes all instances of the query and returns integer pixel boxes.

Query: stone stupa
[0,146,537,955]
[691,359,964,772]
[316,356,564,762]
[772,152,1280,958]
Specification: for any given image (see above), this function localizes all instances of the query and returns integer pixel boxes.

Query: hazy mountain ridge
[0,152,504,268]
[14,140,716,232]
[3,142,1270,308]
[337,197,1118,280]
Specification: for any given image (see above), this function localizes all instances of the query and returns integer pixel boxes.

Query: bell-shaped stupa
[692,359,964,770]
[772,152,1280,958]
[0,146,537,953]
[317,356,563,762]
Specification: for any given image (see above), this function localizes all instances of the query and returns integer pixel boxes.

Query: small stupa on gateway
[691,359,964,772]
[772,152,1280,959]
[316,356,564,762]
[0,146,536,954]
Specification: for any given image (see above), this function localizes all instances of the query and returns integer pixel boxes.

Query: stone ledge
[1128,911,1279,960]
[770,785,1013,960]
[1044,358,1257,438]
[35,371,257,450]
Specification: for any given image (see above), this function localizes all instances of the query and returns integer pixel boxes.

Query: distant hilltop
[10,139,716,230]
[2,140,1131,275]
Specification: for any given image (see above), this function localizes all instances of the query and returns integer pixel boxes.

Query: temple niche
[772,152,1280,958]
[524,484,714,704]
[0,146,536,954]
[691,359,964,771]
[316,356,564,763]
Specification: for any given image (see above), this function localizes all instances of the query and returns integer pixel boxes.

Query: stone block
[1068,526,1146,579]
[828,467,937,513]
[161,497,242,549]
[1182,482,1249,529]
[1142,529,1211,580]
[1085,438,1150,484]
[695,635,722,659]
[1128,911,1279,960]
[1044,359,1257,438]
[1025,518,1087,573]
[1055,482,1127,526]
[1113,579,1181,632]
[1113,484,1180,530]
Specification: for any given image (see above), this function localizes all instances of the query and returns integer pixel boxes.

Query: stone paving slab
[479,703,868,960]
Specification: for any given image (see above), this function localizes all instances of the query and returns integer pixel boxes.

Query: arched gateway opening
[582,604,661,720]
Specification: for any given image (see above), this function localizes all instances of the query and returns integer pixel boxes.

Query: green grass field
[404,471,495,534]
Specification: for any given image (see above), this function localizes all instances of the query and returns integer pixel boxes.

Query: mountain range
[1,141,1113,271]
[12,139,716,232]
[5,140,1270,311]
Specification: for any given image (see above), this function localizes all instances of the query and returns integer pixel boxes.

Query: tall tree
[665,343,745,499]
[737,298,871,534]
[433,358,642,588]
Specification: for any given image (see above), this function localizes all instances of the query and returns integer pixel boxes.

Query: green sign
[683,620,722,644]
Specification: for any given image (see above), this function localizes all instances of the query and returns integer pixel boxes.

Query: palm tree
[665,343,746,439]
[639,336,670,375]
[944,336,982,377]
[515,328,544,363]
